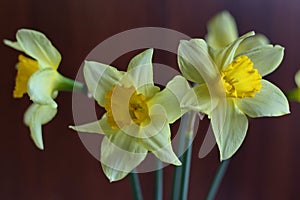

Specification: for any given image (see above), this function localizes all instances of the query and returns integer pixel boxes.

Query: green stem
[155,160,163,200]
[205,159,230,200]
[179,111,197,200]
[179,137,193,200]
[172,111,197,200]
[56,73,87,95]
[171,113,189,200]
[129,171,143,200]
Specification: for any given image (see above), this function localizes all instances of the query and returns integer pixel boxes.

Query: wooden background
[1,0,300,199]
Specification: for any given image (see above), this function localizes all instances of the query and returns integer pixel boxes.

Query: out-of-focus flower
[286,70,300,102]
[4,29,84,149]
[70,49,197,181]
[206,11,269,51]
[178,32,289,160]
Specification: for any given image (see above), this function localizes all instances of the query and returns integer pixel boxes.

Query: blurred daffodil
[286,70,300,102]
[178,32,290,160]
[70,49,197,182]
[5,29,84,150]
[206,11,269,51]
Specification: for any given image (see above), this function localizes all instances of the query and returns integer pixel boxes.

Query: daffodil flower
[178,32,290,160]
[70,49,197,182]
[4,29,84,150]
[206,11,269,51]
[286,70,300,102]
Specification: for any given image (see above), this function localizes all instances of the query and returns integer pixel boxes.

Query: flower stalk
[171,113,189,200]
[172,111,197,200]
[179,111,197,200]
[205,159,230,200]
[155,160,163,200]
[129,171,143,200]
[55,74,86,94]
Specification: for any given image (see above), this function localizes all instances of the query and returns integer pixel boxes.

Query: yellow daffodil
[178,32,290,160]
[206,11,269,51]
[4,29,83,150]
[70,49,197,182]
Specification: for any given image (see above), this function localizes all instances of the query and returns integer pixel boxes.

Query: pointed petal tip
[34,140,44,150]
[3,39,10,45]
[106,172,123,183]
[174,159,182,166]
[108,176,116,183]
[109,179,114,183]
[3,39,23,51]
[219,149,235,161]
[68,125,76,130]
[275,44,284,50]
[51,102,58,109]
[240,31,255,38]
[33,138,45,150]
[220,154,229,162]
[146,48,154,53]
[37,145,44,150]
[220,154,225,162]
[84,60,90,65]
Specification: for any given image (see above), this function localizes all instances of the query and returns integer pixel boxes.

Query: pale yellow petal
[16,29,61,69]
[206,11,238,49]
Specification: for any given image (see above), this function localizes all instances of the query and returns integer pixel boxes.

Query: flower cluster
[5,11,291,182]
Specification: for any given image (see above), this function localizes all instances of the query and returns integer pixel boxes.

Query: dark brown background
[1,0,300,199]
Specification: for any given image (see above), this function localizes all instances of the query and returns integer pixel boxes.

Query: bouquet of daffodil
[5,11,294,200]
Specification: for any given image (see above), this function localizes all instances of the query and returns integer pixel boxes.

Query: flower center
[14,55,39,98]
[221,55,262,98]
[104,85,150,129]
[129,91,150,125]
